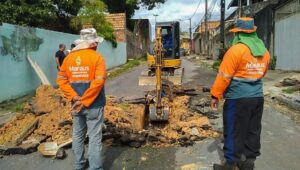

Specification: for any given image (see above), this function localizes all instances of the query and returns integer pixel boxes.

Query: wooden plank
[13,119,39,146]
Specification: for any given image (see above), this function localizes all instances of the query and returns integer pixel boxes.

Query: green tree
[0,0,82,32]
[70,0,117,47]
[101,0,166,30]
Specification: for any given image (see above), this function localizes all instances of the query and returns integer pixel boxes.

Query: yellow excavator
[145,27,170,122]
[139,21,184,86]
[144,21,185,122]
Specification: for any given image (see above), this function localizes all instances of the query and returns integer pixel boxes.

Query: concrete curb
[274,93,300,112]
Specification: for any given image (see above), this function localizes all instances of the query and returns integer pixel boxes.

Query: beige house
[180,32,190,52]
[193,21,219,57]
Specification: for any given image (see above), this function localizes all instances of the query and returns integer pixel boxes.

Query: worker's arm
[210,46,241,100]
[56,61,78,101]
[80,56,107,107]
[55,53,60,70]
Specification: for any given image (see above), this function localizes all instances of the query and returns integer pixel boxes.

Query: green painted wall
[0,23,127,102]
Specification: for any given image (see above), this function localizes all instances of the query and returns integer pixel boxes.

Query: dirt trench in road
[0,57,219,152]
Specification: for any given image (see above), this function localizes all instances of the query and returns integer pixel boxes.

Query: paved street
[0,58,300,170]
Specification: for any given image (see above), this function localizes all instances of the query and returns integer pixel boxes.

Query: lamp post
[153,14,159,24]
[179,18,192,52]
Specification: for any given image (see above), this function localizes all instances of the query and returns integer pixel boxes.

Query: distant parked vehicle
[185,49,190,56]
[180,48,186,56]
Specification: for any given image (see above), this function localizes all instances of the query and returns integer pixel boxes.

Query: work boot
[237,159,255,170]
[213,163,236,170]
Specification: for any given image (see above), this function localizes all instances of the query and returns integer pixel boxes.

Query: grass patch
[282,87,300,94]
[270,56,277,70]
[0,94,33,113]
[108,59,143,79]
[10,102,26,112]
[212,60,222,71]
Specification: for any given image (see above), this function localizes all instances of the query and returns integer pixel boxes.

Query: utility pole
[189,18,192,52]
[247,0,252,16]
[220,0,225,49]
[179,18,193,52]
[153,14,159,38]
[204,0,208,56]
[153,14,159,24]
[238,0,242,17]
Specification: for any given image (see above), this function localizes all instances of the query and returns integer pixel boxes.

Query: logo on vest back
[246,62,265,75]
[76,56,81,66]
[246,62,265,69]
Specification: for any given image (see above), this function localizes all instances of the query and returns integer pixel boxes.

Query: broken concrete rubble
[0,85,219,155]
[276,77,300,87]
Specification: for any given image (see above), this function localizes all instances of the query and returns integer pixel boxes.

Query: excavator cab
[139,21,183,86]
[157,22,180,59]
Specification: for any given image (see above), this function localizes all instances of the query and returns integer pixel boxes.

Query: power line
[180,20,190,26]
[192,0,218,30]
[191,0,203,19]
[179,0,218,36]
[176,0,202,22]
[208,0,219,19]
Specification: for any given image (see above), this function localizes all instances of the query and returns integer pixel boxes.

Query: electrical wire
[191,0,203,19]
[178,0,219,32]
[208,0,219,19]
[191,0,219,30]
[177,0,202,27]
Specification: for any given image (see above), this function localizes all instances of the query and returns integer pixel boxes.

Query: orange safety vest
[211,43,270,100]
[57,48,106,107]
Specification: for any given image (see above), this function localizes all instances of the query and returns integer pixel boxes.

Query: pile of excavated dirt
[0,85,219,152]
[31,86,72,143]
[0,85,72,145]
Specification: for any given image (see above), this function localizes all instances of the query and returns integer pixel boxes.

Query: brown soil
[32,86,72,143]
[105,99,145,131]
[0,113,36,144]
[0,85,72,145]
[0,85,219,148]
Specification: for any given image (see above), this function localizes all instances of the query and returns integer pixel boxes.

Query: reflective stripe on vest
[232,77,261,82]
[70,80,92,83]
[219,71,233,79]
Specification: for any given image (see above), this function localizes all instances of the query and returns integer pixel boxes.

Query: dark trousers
[223,97,264,164]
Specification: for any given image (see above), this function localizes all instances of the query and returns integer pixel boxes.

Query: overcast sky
[133,0,236,32]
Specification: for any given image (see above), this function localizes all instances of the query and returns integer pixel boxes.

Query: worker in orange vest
[57,28,106,170]
[211,18,270,170]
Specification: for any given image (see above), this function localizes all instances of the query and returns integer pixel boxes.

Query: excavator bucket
[139,68,184,86]
[149,104,169,122]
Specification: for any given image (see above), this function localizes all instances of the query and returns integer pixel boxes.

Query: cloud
[133,0,236,32]
[134,0,204,21]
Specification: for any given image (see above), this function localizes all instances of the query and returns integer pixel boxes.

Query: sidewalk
[264,71,300,111]
[186,54,215,68]
[263,71,300,124]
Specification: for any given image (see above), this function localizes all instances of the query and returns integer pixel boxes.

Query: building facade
[193,21,220,58]
[274,0,300,70]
